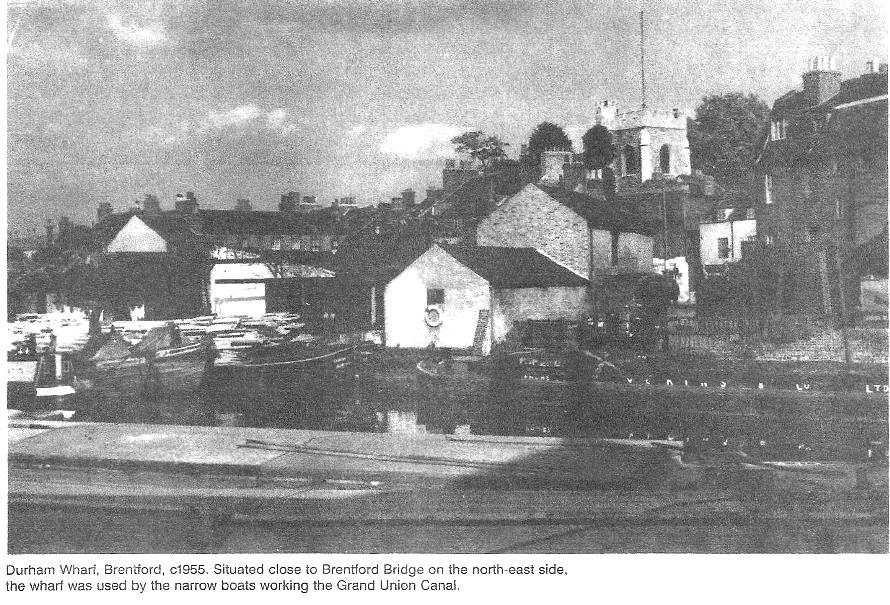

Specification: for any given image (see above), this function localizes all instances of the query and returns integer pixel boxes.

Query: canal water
[59,350,887,464]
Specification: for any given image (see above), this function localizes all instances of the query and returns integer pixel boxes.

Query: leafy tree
[687,93,770,192]
[527,121,573,161]
[450,131,509,168]
[581,124,614,171]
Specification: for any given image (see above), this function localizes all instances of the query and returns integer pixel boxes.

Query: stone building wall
[476,184,590,278]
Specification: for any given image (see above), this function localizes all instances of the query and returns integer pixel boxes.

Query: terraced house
[91,192,355,324]
[755,56,888,316]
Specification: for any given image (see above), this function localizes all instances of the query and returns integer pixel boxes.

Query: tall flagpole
[640,10,647,110]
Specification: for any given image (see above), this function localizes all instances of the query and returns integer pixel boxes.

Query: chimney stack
[58,216,71,238]
[802,55,841,106]
[279,191,298,213]
[97,202,113,222]
[400,188,416,206]
[143,194,161,216]
[45,219,55,247]
[175,192,199,214]
[235,198,252,212]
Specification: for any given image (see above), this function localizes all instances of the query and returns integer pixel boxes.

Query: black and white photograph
[5,0,888,558]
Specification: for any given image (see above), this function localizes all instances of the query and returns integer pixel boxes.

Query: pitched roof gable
[414,167,525,219]
[95,211,204,253]
[531,184,656,235]
[105,215,169,253]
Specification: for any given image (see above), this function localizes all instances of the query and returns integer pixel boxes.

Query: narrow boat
[87,325,209,404]
[7,350,91,412]
[209,341,374,425]
[411,347,887,456]
[7,335,43,406]
[214,341,370,384]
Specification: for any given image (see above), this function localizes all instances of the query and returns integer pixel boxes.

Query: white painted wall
[209,263,273,317]
[105,216,168,253]
[860,278,888,312]
[652,256,691,304]
[384,245,490,350]
[491,287,589,342]
[699,219,757,266]
[590,229,654,275]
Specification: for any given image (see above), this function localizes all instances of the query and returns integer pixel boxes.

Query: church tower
[595,100,691,182]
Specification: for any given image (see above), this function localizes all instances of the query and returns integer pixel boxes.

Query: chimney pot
[802,55,841,105]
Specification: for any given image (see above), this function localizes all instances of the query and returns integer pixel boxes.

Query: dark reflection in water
[67,351,887,464]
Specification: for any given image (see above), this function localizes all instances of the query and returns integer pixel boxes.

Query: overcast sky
[5,0,887,234]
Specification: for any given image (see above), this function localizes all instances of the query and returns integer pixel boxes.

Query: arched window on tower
[623,144,637,175]
[660,144,671,174]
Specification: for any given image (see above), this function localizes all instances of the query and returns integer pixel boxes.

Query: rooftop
[441,244,588,289]
[535,185,658,235]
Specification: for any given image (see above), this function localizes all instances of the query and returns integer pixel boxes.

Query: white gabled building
[384,243,589,354]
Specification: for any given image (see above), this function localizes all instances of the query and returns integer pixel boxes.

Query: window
[764,174,773,205]
[770,119,787,140]
[623,144,637,175]
[426,288,444,305]
[717,237,730,259]
[659,144,671,173]
[610,231,620,266]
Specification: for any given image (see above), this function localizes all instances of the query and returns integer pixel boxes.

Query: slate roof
[414,167,526,220]
[440,244,588,289]
[92,211,206,252]
[334,219,435,285]
[93,205,360,254]
[535,185,657,235]
[771,71,888,116]
[759,70,888,168]
[821,72,888,109]
[850,226,889,277]
[771,89,809,115]
[196,209,343,235]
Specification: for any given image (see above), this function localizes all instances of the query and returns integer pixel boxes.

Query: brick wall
[756,157,887,313]
[476,185,591,278]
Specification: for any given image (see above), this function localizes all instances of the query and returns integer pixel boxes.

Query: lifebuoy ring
[424,305,443,327]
